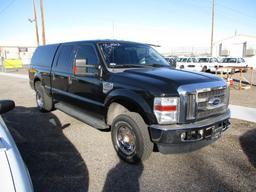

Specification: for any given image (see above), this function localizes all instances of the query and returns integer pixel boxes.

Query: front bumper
[149,109,230,153]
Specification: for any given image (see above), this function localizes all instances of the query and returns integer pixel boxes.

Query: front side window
[75,45,99,73]
[99,43,169,68]
[198,58,209,63]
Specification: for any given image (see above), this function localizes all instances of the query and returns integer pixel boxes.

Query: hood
[110,67,223,96]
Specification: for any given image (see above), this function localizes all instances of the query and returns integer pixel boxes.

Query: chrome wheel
[36,91,43,108]
[116,124,136,155]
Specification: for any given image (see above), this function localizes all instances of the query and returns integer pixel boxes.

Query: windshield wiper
[109,63,168,68]
[110,64,148,68]
[144,63,168,67]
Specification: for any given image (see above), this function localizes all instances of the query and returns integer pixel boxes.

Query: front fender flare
[104,89,156,125]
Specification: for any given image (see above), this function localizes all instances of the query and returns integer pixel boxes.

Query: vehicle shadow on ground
[102,160,143,192]
[239,129,256,168]
[2,106,89,192]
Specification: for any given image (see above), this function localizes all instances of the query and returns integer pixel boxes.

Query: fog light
[180,129,204,142]
[199,129,204,136]
[181,132,186,140]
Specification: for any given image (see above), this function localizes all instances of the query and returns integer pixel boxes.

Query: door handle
[68,75,72,84]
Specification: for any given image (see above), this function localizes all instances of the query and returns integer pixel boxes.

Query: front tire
[35,81,53,112]
[111,112,153,164]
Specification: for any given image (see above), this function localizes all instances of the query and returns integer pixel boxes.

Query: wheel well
[106,100,149,126]
[34,78,40,88]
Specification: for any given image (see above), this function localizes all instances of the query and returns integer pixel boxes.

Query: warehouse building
[0,46,36,68]
[212,34,256,68]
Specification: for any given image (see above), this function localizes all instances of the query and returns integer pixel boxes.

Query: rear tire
[35,81,53,112]
[111,112,153,164]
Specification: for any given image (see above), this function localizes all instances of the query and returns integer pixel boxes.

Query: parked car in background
[197,57,220,72]
[176,57,202,72]
[215,57,248,73]
[0,100,33,192]
[164,57,176,68]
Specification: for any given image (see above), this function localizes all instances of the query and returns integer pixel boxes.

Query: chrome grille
[196,88,227,119]
[186,94,196,120]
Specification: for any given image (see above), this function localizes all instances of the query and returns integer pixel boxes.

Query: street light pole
[210,0,215,56]
[40,0,46,45]
[32,0,39,46]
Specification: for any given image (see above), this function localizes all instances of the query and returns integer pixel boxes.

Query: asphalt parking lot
[0,75,256,192]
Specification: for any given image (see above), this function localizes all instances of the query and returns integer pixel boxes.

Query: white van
[176,57,202,72]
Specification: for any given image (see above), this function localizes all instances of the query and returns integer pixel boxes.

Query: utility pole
[112,21,115,39]
[32,0,39,46]
[210,0,215,56]
[40,0,46,45]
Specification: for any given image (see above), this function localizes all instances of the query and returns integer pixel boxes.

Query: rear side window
[31,44,59,67]
[56,45,76,73]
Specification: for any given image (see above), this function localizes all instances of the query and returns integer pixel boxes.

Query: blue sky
[0,0,256,51]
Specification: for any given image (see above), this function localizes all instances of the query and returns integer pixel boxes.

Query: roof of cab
[41,39,149,47]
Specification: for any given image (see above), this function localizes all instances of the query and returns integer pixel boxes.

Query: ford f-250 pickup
[29,40,230,163]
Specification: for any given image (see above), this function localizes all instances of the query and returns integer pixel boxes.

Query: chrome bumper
[148,109,230,153]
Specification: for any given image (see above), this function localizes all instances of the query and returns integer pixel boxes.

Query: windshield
[99,42,169,68]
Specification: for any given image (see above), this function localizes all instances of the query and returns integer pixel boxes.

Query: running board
[55,102,109,130]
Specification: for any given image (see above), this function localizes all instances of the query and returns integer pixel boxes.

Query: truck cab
[29,40,230,164]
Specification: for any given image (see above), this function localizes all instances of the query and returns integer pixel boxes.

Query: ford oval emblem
[209,97,221,106]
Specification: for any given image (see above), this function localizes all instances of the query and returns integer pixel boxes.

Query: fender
[33,71,52,96]
[104,89,156,125]
[29,71,42,90]
[33,71,42,84]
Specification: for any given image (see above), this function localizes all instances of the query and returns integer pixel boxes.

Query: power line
[0,0,16,16]
[215,1,256,22]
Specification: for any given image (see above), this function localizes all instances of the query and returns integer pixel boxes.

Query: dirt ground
[229,85,256,108]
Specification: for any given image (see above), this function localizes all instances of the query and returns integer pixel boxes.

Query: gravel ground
[230,86,256,108]
[232,69,256,85]
[0,75,256,192]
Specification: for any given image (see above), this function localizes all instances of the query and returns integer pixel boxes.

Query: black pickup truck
[29,40,230,163]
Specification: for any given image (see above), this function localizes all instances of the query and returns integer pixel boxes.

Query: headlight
[153,97,179,124]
